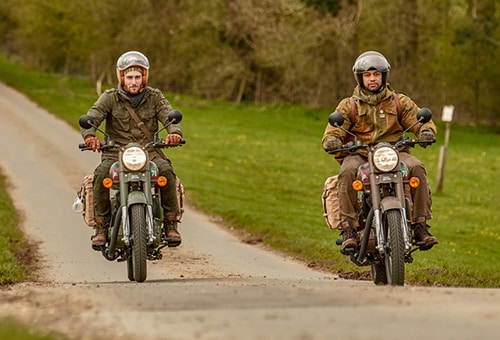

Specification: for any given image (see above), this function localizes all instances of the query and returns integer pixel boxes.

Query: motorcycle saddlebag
[322,175,341,230]
[77,174,96,227]
[176,176,185,221]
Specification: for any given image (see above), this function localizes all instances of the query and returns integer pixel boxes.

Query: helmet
[352,51,390,89]
[116,51,150,86]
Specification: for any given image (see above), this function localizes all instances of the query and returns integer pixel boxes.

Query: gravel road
[0,82,499,340]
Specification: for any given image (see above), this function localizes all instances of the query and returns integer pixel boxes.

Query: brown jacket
[322,85,436,163]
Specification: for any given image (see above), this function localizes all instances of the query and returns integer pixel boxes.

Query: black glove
[323,137,342,152]
[419,130,435,148]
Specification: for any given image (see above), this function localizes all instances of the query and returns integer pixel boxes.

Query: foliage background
[1,0,499,124]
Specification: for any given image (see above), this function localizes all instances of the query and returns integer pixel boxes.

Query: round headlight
[122,146,147,171]
[372,146,399,172]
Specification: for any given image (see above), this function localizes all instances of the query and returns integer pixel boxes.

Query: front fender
[380,196,404,213]
[127,191,147,206]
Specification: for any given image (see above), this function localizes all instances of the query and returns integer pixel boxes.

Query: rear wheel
[384,210,405,286]
[371,262,387,285]
[131,204,147,282]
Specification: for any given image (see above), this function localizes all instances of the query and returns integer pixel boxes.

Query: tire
[384,210,405,286]
[130,204,147,282]
[371,262,388,285]
[126,258,134,281]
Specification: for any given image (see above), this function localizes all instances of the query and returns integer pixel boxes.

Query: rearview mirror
[328,112,344,128]
[78,115,95,129]
[417,108,432,124]
[168,110,183,124]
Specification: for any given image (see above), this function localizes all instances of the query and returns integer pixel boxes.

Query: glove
[164,133,182,145]
[323,137,342,152]
[419,130,435,148]
[84,135,101,152]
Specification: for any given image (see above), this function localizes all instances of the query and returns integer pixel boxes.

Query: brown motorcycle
[327,108,435,285]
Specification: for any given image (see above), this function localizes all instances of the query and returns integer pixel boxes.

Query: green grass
[0,171,31,285]
[1,56,499,288]
[0,319,65,340]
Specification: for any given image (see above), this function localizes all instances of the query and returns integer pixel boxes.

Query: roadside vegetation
[0,171,31,285]
[2,1,500,124]
[0,172,55,339]
[0,320,64,340]
[0,56,499,288]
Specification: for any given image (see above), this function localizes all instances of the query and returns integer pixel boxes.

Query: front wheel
[130,204,147,282]
[384,209,405,286]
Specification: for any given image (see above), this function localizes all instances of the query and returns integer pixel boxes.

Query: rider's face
[123,71,143,94]
[362,70,382,92]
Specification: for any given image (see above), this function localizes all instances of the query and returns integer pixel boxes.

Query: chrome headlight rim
[372,146,399,172]
[121,146,147,171]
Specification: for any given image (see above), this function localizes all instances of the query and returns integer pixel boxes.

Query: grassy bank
[0,171,31,285]
[0,56,499,287]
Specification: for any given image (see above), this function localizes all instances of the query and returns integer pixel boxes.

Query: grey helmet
[116,51,150,86]
[352,51,390,90]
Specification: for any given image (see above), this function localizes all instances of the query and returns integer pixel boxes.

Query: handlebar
[78,139,186,151]
[326,137,435,155]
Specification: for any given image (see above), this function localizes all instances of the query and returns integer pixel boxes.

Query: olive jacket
[80,86,182,160]
[322,85,436,163]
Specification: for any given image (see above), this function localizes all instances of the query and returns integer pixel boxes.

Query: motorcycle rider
[80,51,183,250]
[322,51,438,252]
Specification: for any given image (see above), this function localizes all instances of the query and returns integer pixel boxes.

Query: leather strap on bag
[123,102,154,142]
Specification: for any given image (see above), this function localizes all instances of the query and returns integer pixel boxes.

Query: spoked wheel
[384,210,405,286]
[130,204,147,283]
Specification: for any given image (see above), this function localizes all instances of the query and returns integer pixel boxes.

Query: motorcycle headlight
[372,146,399,172]
[122,146,147,171]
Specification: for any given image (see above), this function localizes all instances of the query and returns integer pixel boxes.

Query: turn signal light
[409,176,420,188]
[352,180,364,191]
[102,178,113,189]
[157,176,168,187]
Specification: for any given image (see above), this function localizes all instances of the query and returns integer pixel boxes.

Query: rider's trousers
[337,152,433,228]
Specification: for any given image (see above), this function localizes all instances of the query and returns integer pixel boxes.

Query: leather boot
[164,212,181,247]
[340,220,358,253]
[413,222,438,250]
[91,219,107,250]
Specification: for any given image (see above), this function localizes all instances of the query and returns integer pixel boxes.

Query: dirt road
[0,82,499,340]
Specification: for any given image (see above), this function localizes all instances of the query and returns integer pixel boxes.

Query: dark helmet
[115,51,150,86]
[352,51,391,89]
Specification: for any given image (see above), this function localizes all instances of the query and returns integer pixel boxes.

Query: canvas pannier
[175,176,185,221]
[77,174,96,227]
[322,175,341,230]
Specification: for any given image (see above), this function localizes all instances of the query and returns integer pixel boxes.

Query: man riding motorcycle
[80,51,183,249]
[322,51,438,252]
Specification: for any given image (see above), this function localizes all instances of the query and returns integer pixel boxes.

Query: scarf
[118,85,146,108]
[353,85,392,106]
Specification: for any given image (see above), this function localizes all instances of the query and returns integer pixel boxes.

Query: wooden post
[435,106,454,193]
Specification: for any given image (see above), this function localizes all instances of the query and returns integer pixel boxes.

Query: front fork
[374,207,412,254]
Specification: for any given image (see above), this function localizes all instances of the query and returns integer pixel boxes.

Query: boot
[91,224,107,251]
[340,220,358,253]
[413,223,438,250]
[164,213,181,247]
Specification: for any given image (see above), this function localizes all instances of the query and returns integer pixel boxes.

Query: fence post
[436,105,454,193]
